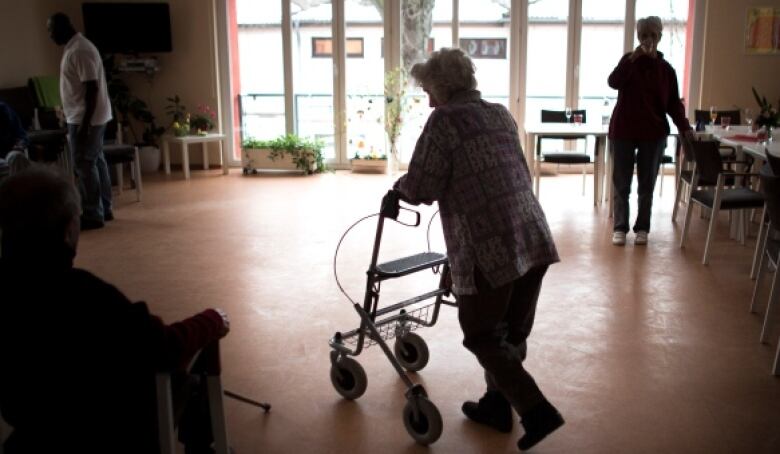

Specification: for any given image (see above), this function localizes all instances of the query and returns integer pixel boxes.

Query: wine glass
[565,107,572,123]
[744,108,753,130]
[709,106,718,126]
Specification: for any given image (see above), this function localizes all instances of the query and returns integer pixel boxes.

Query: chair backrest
[694,109,742,125]
[541,109,586,123]
[760,168,780,228]
[690,139,724,183]
[765,149,780,177]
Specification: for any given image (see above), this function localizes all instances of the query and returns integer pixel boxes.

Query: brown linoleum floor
[75,169,780,453]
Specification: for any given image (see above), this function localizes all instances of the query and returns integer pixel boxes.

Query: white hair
[410,47,477,104]
[637,16,663,34]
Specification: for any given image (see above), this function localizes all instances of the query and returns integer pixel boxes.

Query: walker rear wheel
[330,356,367,400]
[394,332,429,372]
[402,396,442,445]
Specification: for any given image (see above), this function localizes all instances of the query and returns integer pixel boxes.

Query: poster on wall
[745,7,780,54]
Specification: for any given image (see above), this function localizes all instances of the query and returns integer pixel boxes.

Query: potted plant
[106,74,164,174]
[752,87,779,137]
[350,149,388,174]
[190,104,216,135]
[166,95,190,137]
[242,134,325,175]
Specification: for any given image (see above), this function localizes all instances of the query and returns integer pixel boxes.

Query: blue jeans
[611,138,666,233]
[67,123,112,222]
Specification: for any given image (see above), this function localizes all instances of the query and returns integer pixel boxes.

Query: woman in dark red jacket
[608,15,693,246]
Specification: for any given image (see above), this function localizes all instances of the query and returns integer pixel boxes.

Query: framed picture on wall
[745,7,780,55]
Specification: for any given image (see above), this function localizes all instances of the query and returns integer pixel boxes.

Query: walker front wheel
[394,332,429,372]
[330,356,367,400]
[402,396,443,445]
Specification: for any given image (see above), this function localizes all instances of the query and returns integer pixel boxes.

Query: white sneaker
[612,231,626,246]
[635,231,648,245]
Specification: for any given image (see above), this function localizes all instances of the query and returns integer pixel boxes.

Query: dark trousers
[458,265,549,415]
[67,123,112,222]
[611,138,667,233]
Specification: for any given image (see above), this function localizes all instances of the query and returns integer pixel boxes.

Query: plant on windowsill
[350,149,388,174]
[242,134,325,175]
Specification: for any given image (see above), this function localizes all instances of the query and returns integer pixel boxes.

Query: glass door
[525,0,570,122]
[291,1,336,160]
[578,0,625,125]
[236,0,285,142]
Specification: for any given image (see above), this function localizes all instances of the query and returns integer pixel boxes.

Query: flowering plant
[752,87,779,129]
[190,104,216,134]
[385,67,412,152]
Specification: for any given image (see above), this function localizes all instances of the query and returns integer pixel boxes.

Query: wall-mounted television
[82,2,172,54]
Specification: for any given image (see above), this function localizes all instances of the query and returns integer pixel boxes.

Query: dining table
[523,122,609,207]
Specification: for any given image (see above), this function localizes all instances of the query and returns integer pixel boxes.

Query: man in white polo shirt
[48,12,113,230]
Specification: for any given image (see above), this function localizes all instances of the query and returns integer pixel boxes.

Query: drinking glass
[565,107,572,123]
[720,115,731,130]
[709,106,718,126]
[573,113,583,125]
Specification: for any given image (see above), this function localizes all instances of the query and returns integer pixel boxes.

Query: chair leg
[751,252,768,313]
[752,215,768,280]
[702,188,723,265]
[773,336,780,375]
[680,194,695,248]
[156,374,176,454]
[206,375,230,454]
[672,177,685,223]
[659,165,664,197]
[581,165,586,196]
[115,163,124,195]
[760,259,779,343]
[133,147,143,202]
[534,159,540,197]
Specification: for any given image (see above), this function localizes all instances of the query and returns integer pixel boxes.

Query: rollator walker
[328,190,457,445]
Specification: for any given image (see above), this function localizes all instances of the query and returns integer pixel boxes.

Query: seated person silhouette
[0,102,29,178]
[0,166,230,453]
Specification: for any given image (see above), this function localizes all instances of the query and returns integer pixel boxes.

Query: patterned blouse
[394,89,559,295]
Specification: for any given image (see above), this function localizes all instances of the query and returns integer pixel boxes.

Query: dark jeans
[611,138,667,233]
[458,265,549,415]
[67,123,112,222]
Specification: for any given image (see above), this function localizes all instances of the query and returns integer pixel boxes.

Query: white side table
[162,133,228,180]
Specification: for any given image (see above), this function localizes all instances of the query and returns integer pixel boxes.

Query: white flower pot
[139,146,161,174]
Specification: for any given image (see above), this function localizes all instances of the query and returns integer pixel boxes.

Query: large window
[525,0,569,120]
[232,0,693,167]
[346,0,384,160]
[236,1,284,142]
[291,1,335,159]
[578,0,625,125]
[460,0,511,108]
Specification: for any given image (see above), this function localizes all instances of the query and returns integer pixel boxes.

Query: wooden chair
[534,109,592,196]
[679,139,765,264]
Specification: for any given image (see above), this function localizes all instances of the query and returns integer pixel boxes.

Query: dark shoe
[80,217,105,231]
[104,211,114,221]
[462,390,513,433]
[517,399,564,451]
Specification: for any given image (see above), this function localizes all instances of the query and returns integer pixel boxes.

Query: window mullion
[282,0,294,135]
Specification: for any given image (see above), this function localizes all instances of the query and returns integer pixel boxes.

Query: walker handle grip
[380,189,401,219]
